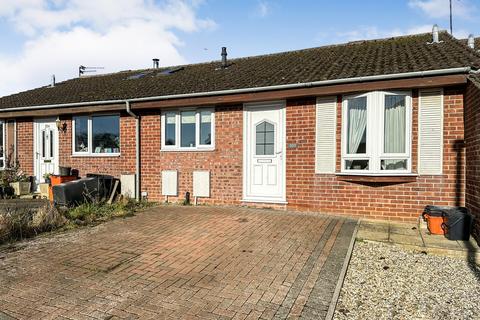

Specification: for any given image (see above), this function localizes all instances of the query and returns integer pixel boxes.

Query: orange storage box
[423,214,445,235]
[423,205,447,235]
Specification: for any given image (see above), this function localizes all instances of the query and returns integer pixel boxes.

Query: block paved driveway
[0,206,356,320]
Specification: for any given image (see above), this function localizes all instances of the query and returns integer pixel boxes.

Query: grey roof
[0,31,479,110]
[469,74,480,89]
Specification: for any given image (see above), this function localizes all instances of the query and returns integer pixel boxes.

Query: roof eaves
[0,66,471,113]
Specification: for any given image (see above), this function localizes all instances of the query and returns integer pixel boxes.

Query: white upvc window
[341,91,412,174]
[161,108,215,151]
[72,114,120,156]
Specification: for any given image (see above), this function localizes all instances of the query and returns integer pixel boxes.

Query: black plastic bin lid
[424,205,452,217]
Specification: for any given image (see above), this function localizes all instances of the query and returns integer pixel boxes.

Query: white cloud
[408,0,474,19]
[320,24,469,44]
[255,1,270,18]
[0,0,216,97]
[317,25,434,44]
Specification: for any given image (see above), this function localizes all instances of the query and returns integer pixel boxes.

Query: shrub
[0,204,66,243]
[0,153,29,187]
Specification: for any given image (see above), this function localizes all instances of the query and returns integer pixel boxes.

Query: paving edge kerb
[325,220,360,320]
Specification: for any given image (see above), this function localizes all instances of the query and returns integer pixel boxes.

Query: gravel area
[334,241,480,320]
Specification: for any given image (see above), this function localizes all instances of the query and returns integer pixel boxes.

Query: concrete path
[0,206,356,320]
[357,219,480,264]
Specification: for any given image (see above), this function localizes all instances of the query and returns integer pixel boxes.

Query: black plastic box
[443,208,473,241]
[52,177,99,206]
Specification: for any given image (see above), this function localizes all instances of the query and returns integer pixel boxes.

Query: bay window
[161,108,215,150]
[72,114,120,155]
[342,91,411,173]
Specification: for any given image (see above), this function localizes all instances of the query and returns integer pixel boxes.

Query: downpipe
[125,101,141,201]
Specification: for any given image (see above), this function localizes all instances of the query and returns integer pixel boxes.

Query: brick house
[1,29,480,235]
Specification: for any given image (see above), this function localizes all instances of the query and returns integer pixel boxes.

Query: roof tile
[0,31,479,109]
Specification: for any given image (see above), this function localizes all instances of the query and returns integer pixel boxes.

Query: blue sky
[0,0,478,97]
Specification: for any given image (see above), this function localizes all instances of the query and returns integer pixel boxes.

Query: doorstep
[357,219,480,264]
[18,193,43,200]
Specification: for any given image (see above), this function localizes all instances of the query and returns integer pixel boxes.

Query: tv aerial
[79,65,105,77]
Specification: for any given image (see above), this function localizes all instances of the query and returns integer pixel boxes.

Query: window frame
[72,113,121,157]
[341,90,412,174]
[161,107,215,151]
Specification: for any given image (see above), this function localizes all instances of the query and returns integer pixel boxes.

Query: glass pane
[381,159,407,170]
[258,122,266,132]
[265,131,274,144]
[384,95,406,153]
[92,115,120,153]
[256,145,264,155]
[256,131,265,144]
[345,159,369,170]
[42,130,46,157]
[200,111,212,145]
[255,121,275,156]
[165,113,176,146]
[74,116,89,152]
[346,97,367,154]
[50,130,54,158]
[181,111,196,147]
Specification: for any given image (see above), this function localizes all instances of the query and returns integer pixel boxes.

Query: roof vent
[468,34,475,49]
[221,47,228,68]
[153,58,159,69]
[432,24,439,43]
[50,74,55,88]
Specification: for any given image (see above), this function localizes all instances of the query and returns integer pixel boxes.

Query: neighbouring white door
[243,101,286,203]
[34,118,59,185]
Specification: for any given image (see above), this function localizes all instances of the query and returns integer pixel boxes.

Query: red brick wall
[286,88,465,222]
[14,87,466,222]
[16,118,33,176]
[465,81,480,243]
[58,114,136,177]
[140,106,243,203]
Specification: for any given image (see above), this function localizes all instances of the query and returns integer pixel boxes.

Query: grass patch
[64,198,154,225]
[0,199,155,245]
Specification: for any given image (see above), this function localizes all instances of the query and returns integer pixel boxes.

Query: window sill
[160,148,215,152]
[71,153,121,158]
[336,173,418,183]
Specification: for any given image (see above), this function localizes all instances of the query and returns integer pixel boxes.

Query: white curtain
[347,97,367,154]
[384,95,406,154]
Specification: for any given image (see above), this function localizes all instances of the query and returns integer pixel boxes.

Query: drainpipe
[125,101,140,201]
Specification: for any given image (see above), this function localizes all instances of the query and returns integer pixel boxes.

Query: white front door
[243,101,286,203]
[34,118,59,185]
